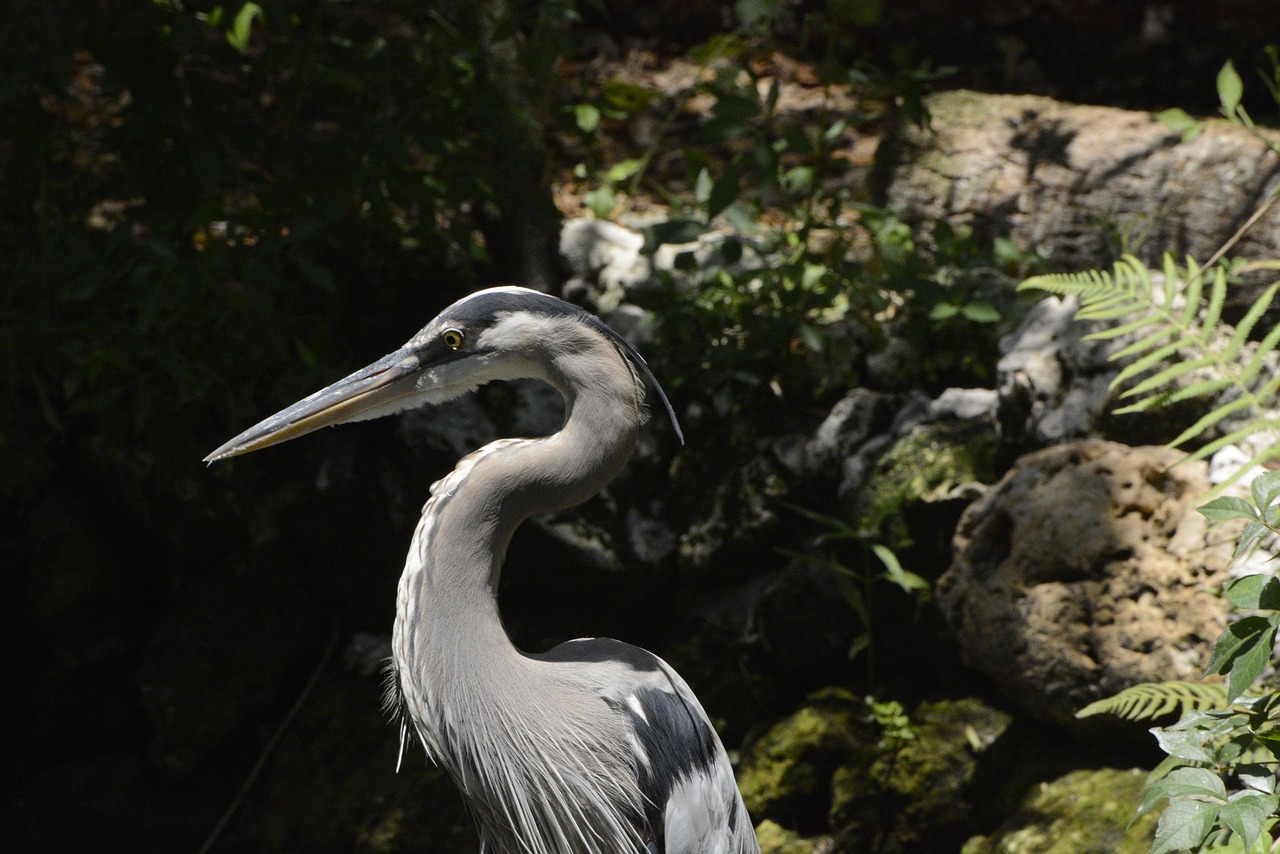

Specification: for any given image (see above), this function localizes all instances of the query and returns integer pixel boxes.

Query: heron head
[204,286,682,462]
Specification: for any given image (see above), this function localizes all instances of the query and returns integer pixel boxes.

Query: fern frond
[1077,294,1147,320]
[1076,681,1229,721]
[1021,254,1280,468]
[1111,338,1192,388]
[1225,283,1279,357]
[1152,396,1252,442]
[1120,356,1215,399]
[1081,315,1167,341]
[1199,435,1280,501]
[1240,323,1280,384]
[1180,419,1274,464]
[1201,266,1227,335]
[1096,325,1179,355]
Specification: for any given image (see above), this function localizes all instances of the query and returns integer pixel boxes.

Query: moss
[756,819,828,854]
[961,768,1158,854]
[744,691,1017,854]
[854,419,997,550]
[739,694,875,831]
[832,697,1013,853]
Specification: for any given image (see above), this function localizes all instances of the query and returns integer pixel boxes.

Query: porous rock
[936,440,1236,730]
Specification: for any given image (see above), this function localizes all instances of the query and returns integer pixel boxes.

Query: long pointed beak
[205,349,426,462]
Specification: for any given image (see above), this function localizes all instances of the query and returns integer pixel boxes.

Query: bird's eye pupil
[443,329,464,350]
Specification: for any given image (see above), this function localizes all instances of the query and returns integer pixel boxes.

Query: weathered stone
[832,698,1013,854]
[741,693,1012,853]
[883,90,1280,273]
[739,695,876,832]
[960,767,1157,854]
[756,819,833,854]
[849,417,998,552]
[772,388,899,484]
[995,296,1119,450]
[937,440,1237,730]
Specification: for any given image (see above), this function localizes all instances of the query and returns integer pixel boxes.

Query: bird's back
[533,638,760,854]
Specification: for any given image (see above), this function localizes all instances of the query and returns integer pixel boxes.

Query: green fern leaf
[1076,681,1229,721]
[1156,396,1252,444]
[1239,324,1280,384]
[1180,420,1274,462]
[1200,441,1280,501]
[1178,263,1203,327]
[1121,357,1215,399]
[1104,325,1182,359]
[1153,378,1236,407]
[1081,315,1167,341]
[1201,266,1227,335]
[1020,254,1280,494]
[1161,253,1180,311]
[1224,283,1279,360]
[1111,339,1193,388]
[1077,299,1148,321]
[1112,393,1176,415]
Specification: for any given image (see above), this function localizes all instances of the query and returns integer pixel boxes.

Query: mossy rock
[961,768,1157,854]
[756,819,832,854]
[678,455,789,575]
[743,692,1013,853]
[832,697,1013,854]
[853,419,997,553]
[739,692,878,832]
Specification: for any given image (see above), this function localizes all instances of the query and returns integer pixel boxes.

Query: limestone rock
[937,440,1236,729]
[882,90,1280,272]
[995,296,1119,449]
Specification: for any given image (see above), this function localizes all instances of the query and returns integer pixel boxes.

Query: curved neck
[395,338,642,664]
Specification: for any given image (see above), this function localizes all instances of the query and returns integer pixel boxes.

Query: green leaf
[1204,615,1279,700]
[694,168,713,206]
[1223,575,1280,610]
[642,218,711,251]
[871,544,929,593]
[1152,766,1228,802]
[1219,792,1278,853]
[574,103,600,133]
[604,158,643,185]
[960,301,1002,323]
[1199,496,1261,523]
[707,167,740,221]
[1157,107,1205,142]
[226,1,262,54]
[584,185,615,220]
[1152,720,1216,763]
[1219,60,1245,115]
[1151,796,1218,854]
[783,165,815,194]
[734,0,784,30]
[1252,470,1280,513]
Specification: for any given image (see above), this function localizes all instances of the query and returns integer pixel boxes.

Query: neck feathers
[389,321,643,765]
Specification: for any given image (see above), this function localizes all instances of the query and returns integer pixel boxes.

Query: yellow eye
[442,328,465,350]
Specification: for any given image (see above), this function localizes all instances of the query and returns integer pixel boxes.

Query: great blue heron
[206,287,760,854]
